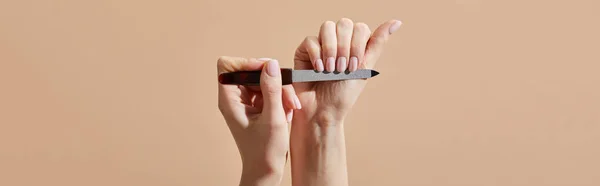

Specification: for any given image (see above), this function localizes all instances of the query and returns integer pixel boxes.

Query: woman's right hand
[217,56,301,186]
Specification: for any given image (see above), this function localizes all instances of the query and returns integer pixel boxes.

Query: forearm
[290,116,349,186]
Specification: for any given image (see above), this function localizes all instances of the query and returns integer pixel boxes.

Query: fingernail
[266,60,280,77]
[257,58,272,61]
[337,57,347,72]
[349,56,358,72]
[389,20,402,34]
[286,110,294,123]
[315,59,324,72]
[326,57,335,72]
[294,96,302,109]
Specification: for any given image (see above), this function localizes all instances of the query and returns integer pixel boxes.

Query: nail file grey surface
[292,69,378,83]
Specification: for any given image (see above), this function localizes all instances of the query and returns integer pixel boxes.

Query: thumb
[364,20,402,68]
[260,59,285,119]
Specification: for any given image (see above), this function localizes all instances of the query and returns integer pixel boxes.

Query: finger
[364,20,402,68]
[238,85,253,105]
[218,57,271,105]
[336,18,353,72]
[283,85,301,110]
[259,59,286,121]
[247,84,299,110]
[286,108,294,123]
[254,94,263,109]
[217,57,261,122]
[296,36,323,72]
[349,22,371,72]
[319,21,337,72]
[217,56,264,74]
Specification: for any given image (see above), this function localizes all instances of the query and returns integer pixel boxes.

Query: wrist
[296,107,346,127]
[290,118,349,186]
[240,162,284,186]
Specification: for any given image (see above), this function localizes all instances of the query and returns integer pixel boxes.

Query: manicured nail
[336,57,347,72]
[294,96,302,109]
[389,20,402,34]
[349,56,358,72]
[287,112,292,123]
[315,59,324,72]
[257,58,272,61]
[266,60,280,77]
[326,57,335,72]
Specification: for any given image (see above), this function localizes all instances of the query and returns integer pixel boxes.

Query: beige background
[1,0,599,185]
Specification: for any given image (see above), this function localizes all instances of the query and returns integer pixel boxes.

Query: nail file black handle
[218,68,293,85]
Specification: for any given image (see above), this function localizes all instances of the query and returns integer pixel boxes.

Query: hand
[217,56,301,186]
[290,18,402,186]
[293,18,402,124]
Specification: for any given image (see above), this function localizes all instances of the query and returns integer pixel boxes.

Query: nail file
[218,68,380,85]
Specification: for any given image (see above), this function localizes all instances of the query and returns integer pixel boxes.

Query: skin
[217,57,301,186]
[291,18,402,186]
[217,18,402,186]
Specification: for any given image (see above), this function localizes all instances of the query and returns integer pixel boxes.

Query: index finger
[217,56,266,74]
[217,56,269,106]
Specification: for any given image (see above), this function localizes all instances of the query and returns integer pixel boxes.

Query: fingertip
[264,59,280,77]
[294,95,302,110]
[315,59,324,72]
[336,57,347,72]
[354,22,371,33]
[282,85,299,110]
[388,20,402,34]
[326,57,335,72]
[322,20,336,28]
[349,56,358,72]
[286,109,293,123]
[260,59,283,98]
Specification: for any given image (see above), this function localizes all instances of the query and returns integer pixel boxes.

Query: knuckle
[354,22,371,35]
[337,18,354,28]
[337,18,354,29]
[304,36,317,44]
[264,84,281,95]
[303,36,311,42]
[217,56,227,65]
[309,47,321,56]
[354,22,370,30]
[322,21,335,28]
[216,56,229,70]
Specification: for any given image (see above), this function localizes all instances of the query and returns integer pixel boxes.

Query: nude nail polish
[389,20,402,34]
[266,60,280,77]
[326,57,335,72]
[349,56,358,72]
[316,59,324,72]
[337,57,347,72]
[294,96,302,109]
